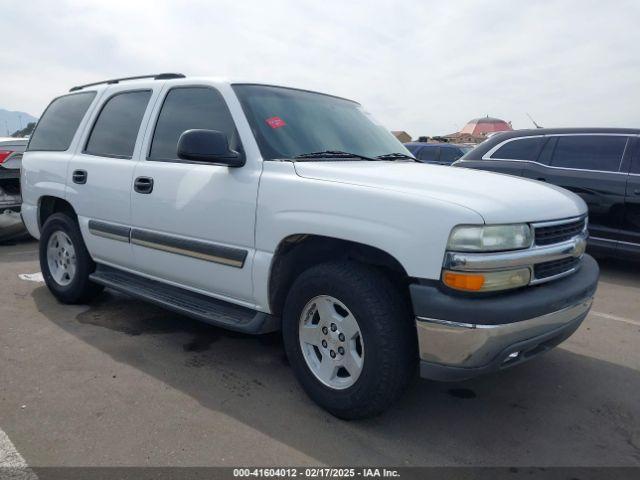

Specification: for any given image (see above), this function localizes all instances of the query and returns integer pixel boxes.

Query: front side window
[28,92,96,151]
[85,90,151,158]
[490,137,544,161]
[232,84,409,160]
[149,87,240,161]
[551,135,627,172]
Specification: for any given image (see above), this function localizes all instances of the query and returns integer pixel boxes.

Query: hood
[293,161,586,224]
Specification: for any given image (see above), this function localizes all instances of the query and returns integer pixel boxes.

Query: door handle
[634,189,640,195]
[72,170,87,184]
[536,177,547,182]
[134,176,154,194]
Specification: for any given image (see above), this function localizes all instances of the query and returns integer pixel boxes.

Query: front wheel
[39,213,103,304]
[282,261,417,419]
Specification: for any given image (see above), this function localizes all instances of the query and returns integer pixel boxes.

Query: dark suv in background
[404,142,472,165]
[454,128,640,260]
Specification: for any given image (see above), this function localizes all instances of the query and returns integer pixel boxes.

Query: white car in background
[0,137,29,242]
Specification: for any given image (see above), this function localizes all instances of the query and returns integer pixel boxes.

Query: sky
[1,0,639,137]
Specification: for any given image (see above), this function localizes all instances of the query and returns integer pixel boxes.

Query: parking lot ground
[0,239,639,467]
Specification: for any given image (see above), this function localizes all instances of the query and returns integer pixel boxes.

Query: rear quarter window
[490,137,544,161]
[28,92,96,151]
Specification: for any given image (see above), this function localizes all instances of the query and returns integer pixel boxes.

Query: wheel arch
[268,234,412,318]
[38,195,77,230]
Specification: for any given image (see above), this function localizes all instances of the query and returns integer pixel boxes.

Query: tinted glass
[28,92,96,151]
[551,135,627,172]
[632,148,640,174]
[536,137,555,165]
[85,90,151,158]
[233,84,409,160]
[150,87,240,161]
[491,137,544,161]
[440,147,465,163]
[417,146,439,162]
[404,144,420,155]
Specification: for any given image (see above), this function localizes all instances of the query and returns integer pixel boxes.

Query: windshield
[232,84,411,160]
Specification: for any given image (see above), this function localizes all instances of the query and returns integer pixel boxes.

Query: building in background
[391,131,412,143]
[444,116,512,144]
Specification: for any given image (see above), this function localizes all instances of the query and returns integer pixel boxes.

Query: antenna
[526,113,542,129]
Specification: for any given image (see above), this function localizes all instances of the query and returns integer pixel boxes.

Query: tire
[39,213,103,304]
[282,261,417,419]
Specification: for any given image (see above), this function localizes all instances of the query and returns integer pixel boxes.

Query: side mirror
[177,129,244,167]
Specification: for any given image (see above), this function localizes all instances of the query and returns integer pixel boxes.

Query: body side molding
[130,228,248,268]
[88,220,131,242]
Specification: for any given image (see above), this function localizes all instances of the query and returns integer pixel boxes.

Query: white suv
[21,74,599,418]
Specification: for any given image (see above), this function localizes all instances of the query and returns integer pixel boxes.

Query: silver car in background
[0,137,29,242]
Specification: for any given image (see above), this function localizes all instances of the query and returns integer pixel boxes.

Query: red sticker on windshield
[266,116,286,129]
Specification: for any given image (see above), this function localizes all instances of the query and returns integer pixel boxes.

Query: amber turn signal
[442,271,485,291]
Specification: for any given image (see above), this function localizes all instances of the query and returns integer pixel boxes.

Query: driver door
[130,85,260,305]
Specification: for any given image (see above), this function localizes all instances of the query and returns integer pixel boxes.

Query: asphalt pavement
[1,240,639,467]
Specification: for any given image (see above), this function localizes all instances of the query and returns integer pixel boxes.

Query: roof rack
[69,73,185,92]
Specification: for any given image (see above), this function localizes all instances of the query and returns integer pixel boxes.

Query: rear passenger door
[67,86,156,268]
[522,134,630,244]
[130,85,260,305]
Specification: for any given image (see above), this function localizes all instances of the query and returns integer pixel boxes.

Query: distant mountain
[0,108,38,137]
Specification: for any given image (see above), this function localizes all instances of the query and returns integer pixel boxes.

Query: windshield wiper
[375,153,417,161]
[294,150,378,162]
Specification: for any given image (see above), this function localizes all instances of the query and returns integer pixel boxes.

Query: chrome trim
[444,233,587,272]
[590,236,617,243]
[415,298,593,368]
[530,215,585,229]
[130,228,247,268]
[590,236,640,247]
[481,133,632,174]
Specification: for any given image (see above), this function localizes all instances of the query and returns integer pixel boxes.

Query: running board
[89,265,279,334]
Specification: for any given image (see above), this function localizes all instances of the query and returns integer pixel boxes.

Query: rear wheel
[39,213,103,304]
[282,261,416,419]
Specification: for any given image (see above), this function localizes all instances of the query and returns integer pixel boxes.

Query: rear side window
[490,137,544,161]
[417,146,439,162]
[28,92,96,151]
[551,135,627,172]
[632,145,640,174]
[85,90,151,158]
[536,137,556,165]
[149,87,240,161]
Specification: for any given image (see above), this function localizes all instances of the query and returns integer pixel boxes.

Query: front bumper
[411,254,599,381]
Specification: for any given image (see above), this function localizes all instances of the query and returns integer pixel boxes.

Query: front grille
[534,256,580,280]
[534,218,585,246]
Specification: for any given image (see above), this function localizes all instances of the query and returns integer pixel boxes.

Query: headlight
[447,224,532,252]
[442,268,531,292]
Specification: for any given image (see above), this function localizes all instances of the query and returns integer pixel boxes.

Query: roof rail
[69,73,186,92]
